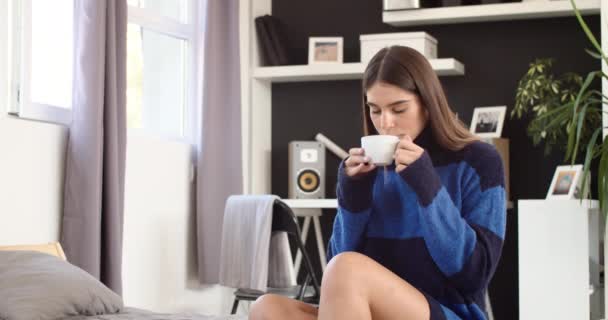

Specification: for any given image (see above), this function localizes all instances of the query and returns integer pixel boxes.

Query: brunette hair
[362,46,476,151]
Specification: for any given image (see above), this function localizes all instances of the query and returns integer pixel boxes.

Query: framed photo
[470,106,507,138]
[546,165,584,199]
[308,37,343,64]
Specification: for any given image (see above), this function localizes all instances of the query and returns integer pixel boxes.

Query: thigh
[325,252,436,320]
[251,293,318,320]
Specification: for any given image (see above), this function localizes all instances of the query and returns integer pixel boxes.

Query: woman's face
[366,81,428,139]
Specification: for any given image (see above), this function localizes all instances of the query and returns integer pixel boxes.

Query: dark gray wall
[269,1,601,319]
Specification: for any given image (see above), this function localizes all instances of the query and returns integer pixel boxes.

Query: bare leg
[249,294,318,320]
[318,252,430,320]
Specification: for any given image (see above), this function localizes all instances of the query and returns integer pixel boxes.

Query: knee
[249,294,282,320]
[322,252,368,295]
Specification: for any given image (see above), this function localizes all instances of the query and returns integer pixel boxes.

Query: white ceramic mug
[360,135,400,165]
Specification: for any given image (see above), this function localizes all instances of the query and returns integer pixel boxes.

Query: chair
[230,199,321,314]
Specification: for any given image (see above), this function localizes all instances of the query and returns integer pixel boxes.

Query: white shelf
[383,0,601,27]
[253,59,465,83]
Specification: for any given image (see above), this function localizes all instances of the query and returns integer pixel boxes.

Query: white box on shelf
[359,32,437,65]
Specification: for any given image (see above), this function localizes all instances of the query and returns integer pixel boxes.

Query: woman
[249,46,506,320]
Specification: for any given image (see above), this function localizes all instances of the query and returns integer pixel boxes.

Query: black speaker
[288,141,325,199]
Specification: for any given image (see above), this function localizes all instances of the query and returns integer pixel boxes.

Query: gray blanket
[219,195,296,291]
[60,308,247,320]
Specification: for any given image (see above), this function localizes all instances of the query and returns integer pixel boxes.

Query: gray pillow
[0,250,123,320]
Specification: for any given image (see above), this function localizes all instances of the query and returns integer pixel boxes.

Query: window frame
[127,0,199,143]
[16,0,73,125]
[7,0,201,140]
[4,0,22,116]
[0,1,8,114]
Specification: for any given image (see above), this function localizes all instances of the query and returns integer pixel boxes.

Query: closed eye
[394,107,408,114]
[368,106,381,114]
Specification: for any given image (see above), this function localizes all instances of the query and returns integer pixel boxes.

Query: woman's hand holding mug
[344,148,376,178]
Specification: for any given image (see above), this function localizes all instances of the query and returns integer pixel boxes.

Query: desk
[282,199,337,275]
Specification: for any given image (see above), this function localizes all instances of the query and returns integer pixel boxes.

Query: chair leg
[231,298,239,314]
[297,273,311,300]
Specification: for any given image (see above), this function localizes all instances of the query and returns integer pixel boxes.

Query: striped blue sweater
[327,127,506,320]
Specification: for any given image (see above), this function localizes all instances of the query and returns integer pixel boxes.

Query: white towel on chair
[219,195,296,291]
[268,231,297,288]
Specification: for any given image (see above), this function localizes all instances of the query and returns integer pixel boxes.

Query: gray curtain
[197,0,243,283]
[61,0,127,294]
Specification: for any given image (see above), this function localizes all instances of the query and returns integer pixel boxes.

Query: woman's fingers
[395,164,407,172]
[346,148,370,168]
[349,148,365,156]
[394,149,419,166]
[360,162,376,173]
[346,161,376,177]
[346,155,370,166]
[345,147,376,177]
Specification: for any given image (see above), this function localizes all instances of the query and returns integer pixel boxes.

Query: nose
[379,112,395,130]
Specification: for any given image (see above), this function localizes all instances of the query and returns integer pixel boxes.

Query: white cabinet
[518,199,602,320]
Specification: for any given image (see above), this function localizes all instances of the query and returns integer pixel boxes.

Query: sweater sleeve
[399,145,506,294]
[327,161,376,261]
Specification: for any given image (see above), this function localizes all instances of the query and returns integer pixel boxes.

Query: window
[127,0,197,140]
[6,0,199,139]
[15,0,74,124]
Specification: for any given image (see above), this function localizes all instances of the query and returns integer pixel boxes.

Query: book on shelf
[254,15,290,66]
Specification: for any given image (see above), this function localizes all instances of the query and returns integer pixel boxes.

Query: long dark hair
[362,46,476,151]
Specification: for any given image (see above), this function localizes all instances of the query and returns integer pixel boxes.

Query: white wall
[121,133,235,314]
[0,116,235,315]
[0,116,67,245]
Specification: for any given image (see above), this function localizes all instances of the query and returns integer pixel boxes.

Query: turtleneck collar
[413,124,436,152]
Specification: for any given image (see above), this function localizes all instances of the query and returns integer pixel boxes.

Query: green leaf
[574,71,598,113]
[566,121,577,161]
[585,48,603,59]
[590,89,608,102]
[569,0,608,66]
[567,71,599,161]
[572,101,591,164]
[580,128,602,201]
[599,139,608,218]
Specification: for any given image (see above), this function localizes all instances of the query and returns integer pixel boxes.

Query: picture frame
[308,37,343,64]
[546,165,584,199]
[470,106,507,138]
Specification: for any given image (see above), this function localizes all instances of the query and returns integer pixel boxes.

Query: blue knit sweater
[327,127,506,320]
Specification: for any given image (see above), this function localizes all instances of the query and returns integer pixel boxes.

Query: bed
[60,308,243,320]
[0,243,246,320]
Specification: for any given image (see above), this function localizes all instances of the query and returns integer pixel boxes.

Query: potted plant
[564,0,607,217]
[512,0,606,216]
[510,58,596,156]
